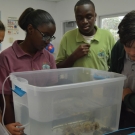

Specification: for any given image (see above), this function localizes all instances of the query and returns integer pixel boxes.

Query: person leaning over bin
[109,10,135,129]
[0,7,56,135]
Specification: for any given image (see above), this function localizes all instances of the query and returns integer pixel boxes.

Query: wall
[1,0,135,56]
[63,21,77,34]
[0,0,57,51]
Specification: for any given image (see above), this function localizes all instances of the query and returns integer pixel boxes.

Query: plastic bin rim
[10,75,126,92]
[9,67,126,75]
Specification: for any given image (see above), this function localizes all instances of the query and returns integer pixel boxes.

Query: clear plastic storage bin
[10,67,126,135]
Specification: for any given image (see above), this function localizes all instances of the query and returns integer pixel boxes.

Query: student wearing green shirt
[56,0,115,70]
[109,10,135,129]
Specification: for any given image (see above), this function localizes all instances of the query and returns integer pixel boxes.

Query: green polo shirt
[56,26,115,71]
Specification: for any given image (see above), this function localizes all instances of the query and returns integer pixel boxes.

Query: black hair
[118,10,135,47]
[18,7,55,31]
[0,20,5,31]
[74,0,95,12]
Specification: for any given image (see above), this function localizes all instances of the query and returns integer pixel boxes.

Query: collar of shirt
[126,53,135,62]
[126,53,130,60]
[12,40,44,58]
[82,34,94,40]
[76,26,100,43]
[125,53,135,71]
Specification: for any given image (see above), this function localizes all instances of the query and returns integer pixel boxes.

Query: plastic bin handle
[10,75,28,93]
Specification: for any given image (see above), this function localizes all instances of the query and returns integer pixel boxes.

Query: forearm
[0,94,15,125]
[0,112,2,123]
[56,53,78,68]
[4,101,15,125]
[122,88,132,101]
[124,93,135,112]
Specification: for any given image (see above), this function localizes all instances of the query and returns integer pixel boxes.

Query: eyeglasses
[36,28,56,42]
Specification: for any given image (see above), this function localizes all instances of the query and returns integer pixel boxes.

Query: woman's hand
[5,122,24,135]
[122,88,132,101]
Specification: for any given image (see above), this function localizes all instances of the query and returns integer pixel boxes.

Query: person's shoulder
[112,40,124,54]
[0,46,13,67]
[64,28,78,37]
[0,41,18,58]
[0,46,13,58]
[0,40,24,59]
[96,27,115,42]
[43,49,55,60]
[114,39,123,48]
[97,27,113,35]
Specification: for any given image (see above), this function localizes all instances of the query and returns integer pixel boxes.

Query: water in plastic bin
[24,104,119,135]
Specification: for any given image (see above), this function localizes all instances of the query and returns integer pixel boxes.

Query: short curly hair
[118,10,135,47]
[74,0,95,12]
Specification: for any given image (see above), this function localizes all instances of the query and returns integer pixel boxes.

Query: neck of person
[80,27,96,36]
[19,38,37,56]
